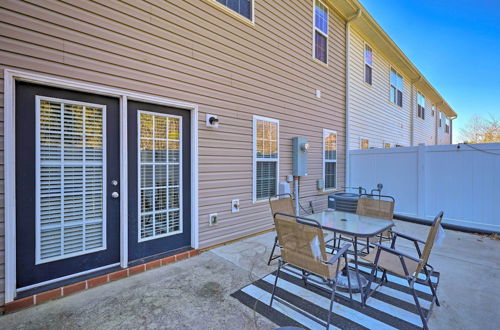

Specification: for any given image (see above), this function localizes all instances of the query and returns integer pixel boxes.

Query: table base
[336,269,369,293]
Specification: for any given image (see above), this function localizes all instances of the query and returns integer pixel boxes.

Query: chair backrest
[273,213,331,278]
[415,211,444,275]
[356,194,395,220]
[269,194,295,217]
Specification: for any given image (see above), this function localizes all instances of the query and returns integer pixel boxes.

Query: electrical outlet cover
[209,213,218,226]
[231,199,240,213]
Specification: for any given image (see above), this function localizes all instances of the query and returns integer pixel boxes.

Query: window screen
[254,118,278,201]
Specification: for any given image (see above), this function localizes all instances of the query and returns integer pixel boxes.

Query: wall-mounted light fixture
[206,114,219,128]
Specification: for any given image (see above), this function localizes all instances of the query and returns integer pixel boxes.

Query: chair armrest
[324,243,351,265]
[392,231,425,244]
[372,243,422,263]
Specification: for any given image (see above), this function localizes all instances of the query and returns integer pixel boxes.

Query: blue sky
[359,0,500,142]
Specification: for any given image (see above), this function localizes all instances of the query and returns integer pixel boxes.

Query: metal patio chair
[270,212,352,330]
[357,194,395,243]
[267,194,295,265]
[332,194,395,254]
[362,211,444,330]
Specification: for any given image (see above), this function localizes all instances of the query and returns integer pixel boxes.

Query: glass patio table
[305,210,394,302]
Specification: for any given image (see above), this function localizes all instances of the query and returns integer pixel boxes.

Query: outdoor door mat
[231,262,439,329]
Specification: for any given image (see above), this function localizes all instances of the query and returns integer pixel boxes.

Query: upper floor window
[364,44,373,85]
[323,130,337,190]
[390,69,403,107]
[360,138,369,149]
[431,105,436,117]
[215,0,253,20]
[313,0,328,64]
[439,112,443,127]
[445,118,450,133]
[253,116,279,201]
[417,92,425,119]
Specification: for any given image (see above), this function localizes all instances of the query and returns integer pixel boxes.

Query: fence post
[417,143,426,218]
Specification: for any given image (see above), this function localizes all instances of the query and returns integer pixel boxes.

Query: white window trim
[322,129,337,191]
[137,110,183,243]
[359,136,370,149]
[389,68,403,107]
[312,0,329,65]
[35,96,108,265]
[364,42,373,86]
[210,0,255,25]
[252,115,279,203]
[3,68,199,303]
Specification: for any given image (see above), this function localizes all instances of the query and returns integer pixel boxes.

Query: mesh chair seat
[362,248,419,278]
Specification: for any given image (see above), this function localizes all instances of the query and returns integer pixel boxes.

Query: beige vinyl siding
[348,29,411,149]
[0,0,346,302]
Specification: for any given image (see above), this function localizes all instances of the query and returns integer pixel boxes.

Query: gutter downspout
[410,76,421,146]
[345,8,361,190]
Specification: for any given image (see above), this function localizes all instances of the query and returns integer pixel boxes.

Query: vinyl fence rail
[348,143,500,233]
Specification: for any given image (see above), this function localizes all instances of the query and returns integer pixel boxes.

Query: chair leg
[424,268,440,307]
[408,278,429,330]
[301,270,308,287]
[270,259,281,307]
[267,236,278,266]
[326,280,337,330]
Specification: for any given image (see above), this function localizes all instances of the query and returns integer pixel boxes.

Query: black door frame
[4,70,199,303]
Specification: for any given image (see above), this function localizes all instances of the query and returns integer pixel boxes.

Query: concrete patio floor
[0,220,499,329]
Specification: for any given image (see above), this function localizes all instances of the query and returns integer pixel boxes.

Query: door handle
[111,191,119,199]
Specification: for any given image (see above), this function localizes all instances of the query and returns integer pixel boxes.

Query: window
[390,69,403,107]
[439,112,443,127]
[313,0,328,64]
[360,138,369,149]
[323,130,337,190]
[215,0,253,20]
[384,142,391,148]
[445,118,450,133]
[138,112,182,241]
[417,92,425,119]
[431,105,436,117]
[36,97,106,264]
[253,116,279,201]
[364,44,373,85]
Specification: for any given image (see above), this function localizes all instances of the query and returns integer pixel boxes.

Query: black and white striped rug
[231,262,439,329]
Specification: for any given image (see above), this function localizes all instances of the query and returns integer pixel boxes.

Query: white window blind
[254,117,279,201]
[323,130,337,190]
[36,97,106,264]
[138,112,182,241]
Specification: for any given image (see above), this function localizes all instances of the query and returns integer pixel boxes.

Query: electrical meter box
[292,136,308,176]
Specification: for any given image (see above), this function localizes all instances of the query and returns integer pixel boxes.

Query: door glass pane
[138,112,183,241]
[37,98,106,264]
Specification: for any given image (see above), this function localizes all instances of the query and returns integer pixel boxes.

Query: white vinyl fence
[348,143,500,233]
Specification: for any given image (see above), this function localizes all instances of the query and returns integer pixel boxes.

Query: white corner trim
[2,68,200,303]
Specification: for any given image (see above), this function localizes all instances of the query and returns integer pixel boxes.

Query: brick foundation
[4,249,201,314]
